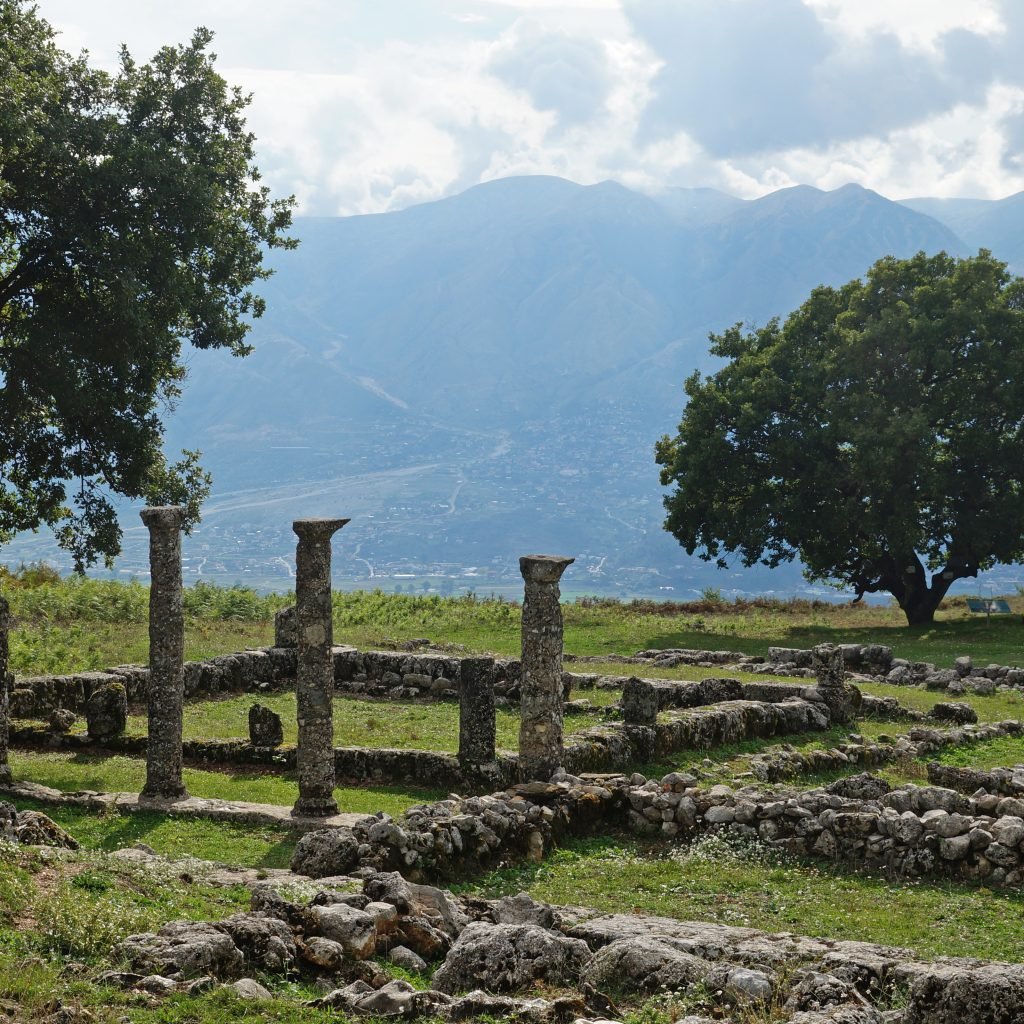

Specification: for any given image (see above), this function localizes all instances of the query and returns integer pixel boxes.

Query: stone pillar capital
[519,554,574,584]
[140,505,186,531]
[293,518,350,543]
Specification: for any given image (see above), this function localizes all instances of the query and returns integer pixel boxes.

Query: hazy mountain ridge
[11,176,1024,598]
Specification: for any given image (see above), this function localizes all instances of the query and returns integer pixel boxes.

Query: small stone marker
[140,505,188,800]
[84,683,127,741]
[621,677,658,727]
[274,605,297,648]
[0,596,10,785]
[518,554,574,782]
[292,517,349,817]
[249,703,285,748]
[458,657,497,765]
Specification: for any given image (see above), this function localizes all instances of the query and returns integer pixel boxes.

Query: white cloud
[804,0,1003,52]
[29,0,1024,213]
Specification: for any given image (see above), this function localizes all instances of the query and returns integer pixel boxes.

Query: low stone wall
[9,695,835,792]
[9,647,577,719]
[750,719,1024,784]
[628,643,895,678]
[618,643,1024,697]
[9,649,298,717]
[17,637,1019,726]
[927,760,1024,797]
[295,766,1024,890]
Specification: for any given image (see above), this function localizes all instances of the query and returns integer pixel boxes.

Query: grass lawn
[464,832,1024,962]
[932,734,1024,772]
[112,691,607,751]
[10,797,300,868]
[8,751,443,818]
[8,578,1024,678]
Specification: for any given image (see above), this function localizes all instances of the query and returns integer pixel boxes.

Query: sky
[34,0,1024,215]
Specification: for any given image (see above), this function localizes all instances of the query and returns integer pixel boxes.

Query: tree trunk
[886,553,964,626]
[898,587,947,626]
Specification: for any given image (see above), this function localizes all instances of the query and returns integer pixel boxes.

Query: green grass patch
[932,735,1024,772]
[11,797,298,868]
[8,577,1024,678]
[9,751,442,818]
[465,832,1024,961]
[118,692,604,752]
[859,681,1024,723]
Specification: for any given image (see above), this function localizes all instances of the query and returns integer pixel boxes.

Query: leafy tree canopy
[655,250,1024,625]
[0,1,295,569]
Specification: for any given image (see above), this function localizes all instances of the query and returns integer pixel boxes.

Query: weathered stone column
[0,596,11,785]
[293,517,348,817]
[812,642,855,725]
[459,657,496,766]
[140,506,188,800]
[518,554,574,781]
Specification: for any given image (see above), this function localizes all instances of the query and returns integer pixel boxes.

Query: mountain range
[10,177,1024,599]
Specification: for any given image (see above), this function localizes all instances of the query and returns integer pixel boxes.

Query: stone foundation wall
[748,720,1024,784]
[309,767,1024,890]
[8,649,298,718]
[10,695,834,792]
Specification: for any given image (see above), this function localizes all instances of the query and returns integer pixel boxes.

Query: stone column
[518,554,574,781]
[293,517,349,817]
[140,506,188,800]
[459,657,496,765]
[0,596,11,785]
[812,642,852,725]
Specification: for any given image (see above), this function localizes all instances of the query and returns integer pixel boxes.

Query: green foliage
[465,834,1024,960]
[0,1,295,569]
[657,250,1024,625]
[33,884,152,960]
[0,842,33,920]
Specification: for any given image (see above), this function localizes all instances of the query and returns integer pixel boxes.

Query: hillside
[11,176,1022,599]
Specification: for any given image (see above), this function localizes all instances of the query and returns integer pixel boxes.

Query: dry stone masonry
[292,517,349,818]
[518,554,574,782]
[140,506,188,801]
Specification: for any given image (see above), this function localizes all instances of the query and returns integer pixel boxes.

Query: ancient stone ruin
[140,505,188,801]
[292,517,349,817]
[517,554,573,781]
[3,519,1024,1021]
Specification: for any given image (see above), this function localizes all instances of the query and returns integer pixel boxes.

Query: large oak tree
[656,250,1024,625]
[0,1,295,569]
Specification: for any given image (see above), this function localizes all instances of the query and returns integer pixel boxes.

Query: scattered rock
[582,936,714,998]
[291,829,361,878]
[432,922,592,994]
[215,913,295,972]
[928,703,978,726]
[386,944,428,973]
[15,811,78,849]
[116,921,244,980]
[227,979,272,1001]
[306,903,377,960]
[48,709,77,734]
